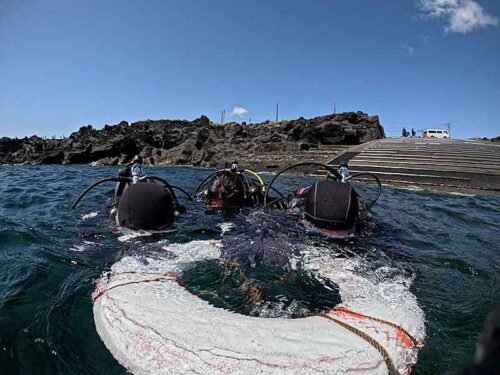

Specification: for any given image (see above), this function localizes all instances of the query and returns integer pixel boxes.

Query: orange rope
[318,313,398,375]
[330,306,422,348]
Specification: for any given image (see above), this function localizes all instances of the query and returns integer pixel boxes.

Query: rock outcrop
[0,112,384,168]
[470,136,500,143]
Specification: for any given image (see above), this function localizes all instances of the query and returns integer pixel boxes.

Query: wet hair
[206,171,245,209]
[303,180,358,231]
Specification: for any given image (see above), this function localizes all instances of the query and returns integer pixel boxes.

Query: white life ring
[93,240,425,374]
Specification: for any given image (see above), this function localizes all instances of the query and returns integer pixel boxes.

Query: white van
[423,129,449,139]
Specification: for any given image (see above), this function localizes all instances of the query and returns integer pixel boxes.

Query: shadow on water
[0,165,499,374]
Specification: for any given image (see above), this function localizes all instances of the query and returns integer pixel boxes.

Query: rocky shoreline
[0,112,384,169]
[469,136,500,143]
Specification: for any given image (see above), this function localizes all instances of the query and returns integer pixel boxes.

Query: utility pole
[333,101,336,115]
[276,103,279,122]
[221,111,224,125]
[447,122,451,138]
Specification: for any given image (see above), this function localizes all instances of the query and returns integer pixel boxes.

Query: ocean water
[0,165,499,374]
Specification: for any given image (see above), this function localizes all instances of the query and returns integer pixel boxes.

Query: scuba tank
[116,182,176,230]
[72,157,192,231]
[303,180,359,232]
[263,162,382,237]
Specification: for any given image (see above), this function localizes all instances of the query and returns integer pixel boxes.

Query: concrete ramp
[326,138,500,193]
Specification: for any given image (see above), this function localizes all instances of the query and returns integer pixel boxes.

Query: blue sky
[1,0,499,138]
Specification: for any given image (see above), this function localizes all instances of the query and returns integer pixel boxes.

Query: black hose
[194,170,223,196]
[241,174,251,200]
[73,175,192,211]
[264,162,342,212]
[72,177,127,209]
[346,172,382,208]
[265,196,287,208]
[138,175,184,210]
[170,185,193,201]
[245,176,284,198]
[137,177,191,217]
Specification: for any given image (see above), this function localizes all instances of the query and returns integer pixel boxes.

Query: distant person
[402,127,407,137]
[411,128,416,137]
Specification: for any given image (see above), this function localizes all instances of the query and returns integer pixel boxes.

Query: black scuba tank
[303,180,358,231]
[117,182,175,230]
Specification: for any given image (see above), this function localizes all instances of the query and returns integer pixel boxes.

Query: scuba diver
[72,155,192,231]
[195,162,273,209]
[264,161,381,238]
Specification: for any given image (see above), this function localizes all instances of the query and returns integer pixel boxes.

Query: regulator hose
[72,177,125,209]
[139,175,192,201]
[194,171,222,196]
[243,169,265,191]
[170,186,193,201]
[138,175,192,212]
[263,162,342,212]
[72,175,192,210]
[346,172,382,209]
[246,176,284,198]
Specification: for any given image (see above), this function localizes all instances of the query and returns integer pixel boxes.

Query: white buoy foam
[93,240,425,374]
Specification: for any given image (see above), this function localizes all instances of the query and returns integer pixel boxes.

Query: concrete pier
[252,144,351,169]
[325,138,500,193]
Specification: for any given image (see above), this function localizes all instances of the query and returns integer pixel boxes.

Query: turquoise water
[0,165,499,374]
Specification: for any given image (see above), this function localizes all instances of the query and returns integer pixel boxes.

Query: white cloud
[229,106,249,117]
[419,0,498,33]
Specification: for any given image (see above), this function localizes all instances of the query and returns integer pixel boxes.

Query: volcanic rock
[0,112,384,168]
